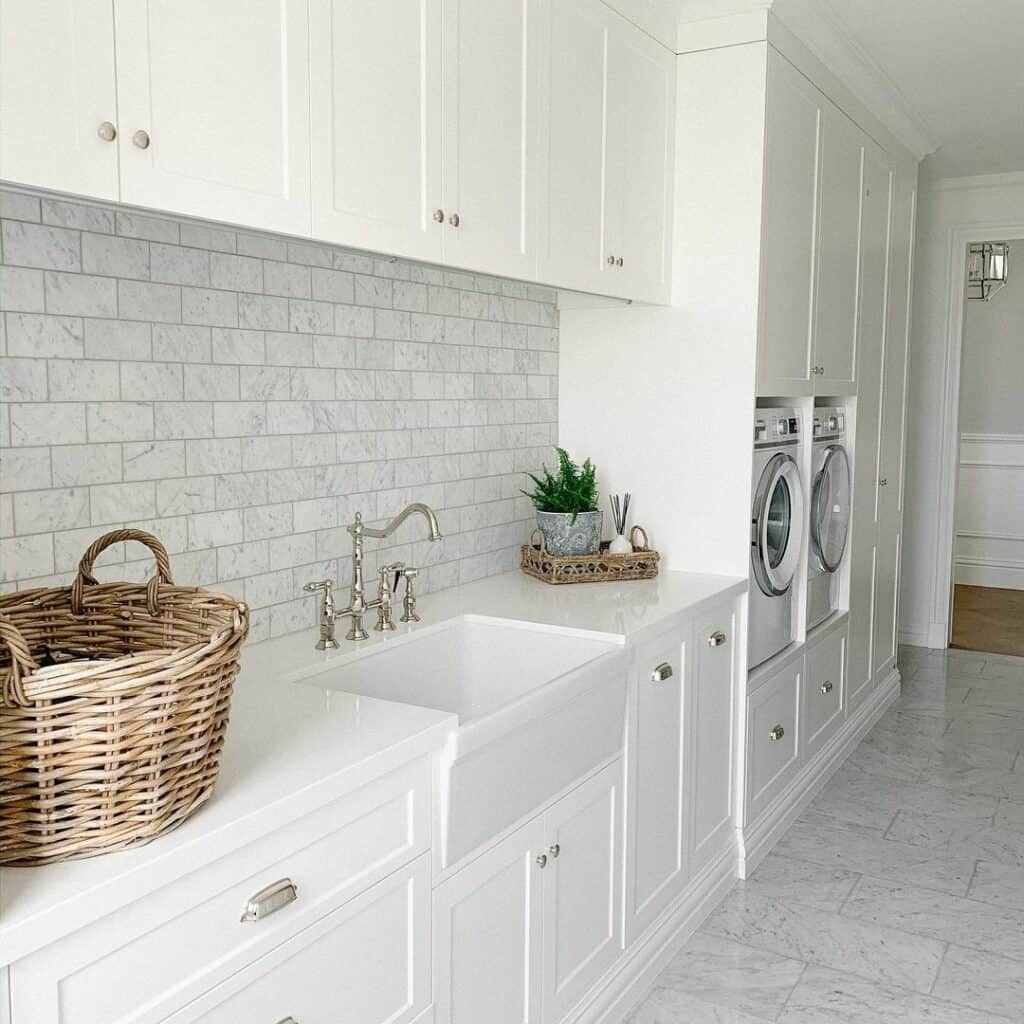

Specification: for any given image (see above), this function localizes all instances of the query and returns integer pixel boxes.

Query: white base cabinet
[433,759,623,1024]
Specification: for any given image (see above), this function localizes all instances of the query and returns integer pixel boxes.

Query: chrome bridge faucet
[304,502,442,648]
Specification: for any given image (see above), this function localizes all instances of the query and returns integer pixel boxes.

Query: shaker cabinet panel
[309,0,443,262]
[441,0,539,280]
[113,0,311,235]
[815,102,864,393]
[0,0,119,200]
[756,49,821,396]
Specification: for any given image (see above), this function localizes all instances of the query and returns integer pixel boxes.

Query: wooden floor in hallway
[625,644,1024,1024]
[952,584,1024,658]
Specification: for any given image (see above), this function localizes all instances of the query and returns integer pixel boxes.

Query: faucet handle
[379,561,405,593]
[303,578,335,594]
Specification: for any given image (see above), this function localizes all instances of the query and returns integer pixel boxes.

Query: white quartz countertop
[0,567,743,965]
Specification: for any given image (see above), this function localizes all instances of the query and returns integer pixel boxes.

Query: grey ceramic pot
[536,510,603,556]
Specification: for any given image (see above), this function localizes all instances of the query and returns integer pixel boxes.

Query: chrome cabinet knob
[707,631,727,648]
[97,121,117,142]
[132,129,151,149]
[433,208,445,223]
[878,477,888,487]
[615,256,624,267]
[820,680,833,694]
[769,724,785,742]
[448,212,460,227]
[651,662,673,683]
[536,852,548,868]
[548,843,560,858]
[607,255,616,265]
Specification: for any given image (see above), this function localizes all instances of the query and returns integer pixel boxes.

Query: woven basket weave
[521,526,660,585]
[0,529,249,866]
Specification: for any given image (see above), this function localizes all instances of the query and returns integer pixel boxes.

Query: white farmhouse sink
[290,615,627,867]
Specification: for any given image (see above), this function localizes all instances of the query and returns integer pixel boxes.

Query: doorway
[949,238,1024,656]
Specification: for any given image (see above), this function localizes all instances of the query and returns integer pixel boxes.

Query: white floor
[627,644,1024,1023]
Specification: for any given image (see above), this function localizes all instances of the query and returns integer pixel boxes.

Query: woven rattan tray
[521,525,660,585]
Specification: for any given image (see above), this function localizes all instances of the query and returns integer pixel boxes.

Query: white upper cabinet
[756,50,821,396]
[606,20,674,302]
[0,0,119,200]
[113,0,311,235]
[441,0,539,280]
[310,0,443,263]
[815,101,865,394]
[538,0,674,301]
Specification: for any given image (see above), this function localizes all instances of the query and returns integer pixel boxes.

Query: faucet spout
[359,502,443,541]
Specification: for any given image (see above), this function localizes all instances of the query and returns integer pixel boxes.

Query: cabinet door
[873,171,916,681]
[815,103,864,393]
[0,0,118,200]
[542,760,623,1024]
[606,18,674,303]
[114,0,310,235]
[433,818,544,1024]
[756,50,821,396]
[441,0,538,280]
[310,0,443,263]
[164,855,431,1024]
[536,0,609,294]
[847,143,892,714]
[690,606,737,873]
[625,625,689,943]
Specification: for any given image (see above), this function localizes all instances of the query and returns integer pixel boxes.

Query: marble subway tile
[2,220,80,271]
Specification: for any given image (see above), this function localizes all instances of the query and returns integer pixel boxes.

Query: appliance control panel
[754,408,801,446]
[812,406,846,440]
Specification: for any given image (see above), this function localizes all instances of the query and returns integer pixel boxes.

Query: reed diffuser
[609,493,633,554]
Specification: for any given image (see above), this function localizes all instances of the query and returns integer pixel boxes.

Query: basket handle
[630,525,649,551]
[0,614,38,707]
[530,528,548,555]
[71,529,175,616]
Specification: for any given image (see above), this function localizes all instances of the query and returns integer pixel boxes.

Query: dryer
[749,407,805,669]
[807,406,851,629]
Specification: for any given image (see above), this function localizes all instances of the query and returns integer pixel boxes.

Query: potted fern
[523,448,603,555]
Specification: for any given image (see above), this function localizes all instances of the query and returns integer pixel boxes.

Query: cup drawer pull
[820,680,833,695]
[276,1018,299,1024]
[707,631,727,648]
[651,662,673,683]
[240,878,298,922]
[769,724,785,742]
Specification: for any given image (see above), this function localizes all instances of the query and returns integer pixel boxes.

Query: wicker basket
[521,526,660,585]
[0,529,249,866]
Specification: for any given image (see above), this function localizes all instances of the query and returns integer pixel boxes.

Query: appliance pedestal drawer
[745,658,801,824]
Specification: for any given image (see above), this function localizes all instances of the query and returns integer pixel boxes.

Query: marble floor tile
[778,964,1015,1024]
[886,809,1024,868]
[922,760,1024,800]
[651,932,805,1020]
[842,875,1024,961]
[994,798,1024,832]
[868,708,954,739]
[627,987,776,1024]
[774,819,976,895]
[968,860,1024,913]
[845,736,931,782]
[738,853,861,912]
[701,887,945,994]
[965,682,1024,710]
[932,944,1024,1019]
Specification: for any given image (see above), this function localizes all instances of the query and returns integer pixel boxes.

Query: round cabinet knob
[769,724,785,742]
[448,212,460,227]
[97,121,117,142]
[433,208,445,223]
[820,680,833,695]
[548,843,560,859]
[536,852,548,868]
[607,255,616,265]
[615,257,624,267]
[132,129,151,150]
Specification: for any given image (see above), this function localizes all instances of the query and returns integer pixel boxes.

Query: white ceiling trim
[929,171,1024,193]
[767,0,937,159]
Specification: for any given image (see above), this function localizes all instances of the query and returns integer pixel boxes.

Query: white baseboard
[568,844,738,1024]
[927,621,949,649]
[737,667,901,878]
[954,561,1024,590]
[898,626,929,648]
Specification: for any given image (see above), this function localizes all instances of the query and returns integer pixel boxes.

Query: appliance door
[751,452,805,596]
[811,444,851,572]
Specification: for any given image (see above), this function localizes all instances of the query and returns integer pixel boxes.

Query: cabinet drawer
[11,758,431,1024]
[746,660,801,824]
[167,854,431,1024]
[803,627,845,759]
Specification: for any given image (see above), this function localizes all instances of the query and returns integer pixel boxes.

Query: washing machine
[749,407,805,670]
[807,406,851,629]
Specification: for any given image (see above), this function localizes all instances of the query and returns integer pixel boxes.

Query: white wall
[900,173,1024,644]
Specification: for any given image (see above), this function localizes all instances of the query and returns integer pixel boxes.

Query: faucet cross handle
[303,579,339,651]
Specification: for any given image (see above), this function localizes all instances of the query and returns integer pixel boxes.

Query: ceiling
[819,0,1024,178]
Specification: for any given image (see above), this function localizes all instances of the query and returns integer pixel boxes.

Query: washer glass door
[752,453,805,596]
[812,445,851,572]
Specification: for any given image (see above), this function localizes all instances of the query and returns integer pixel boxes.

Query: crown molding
[764,0,937,161]
[930,171,1024,193]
